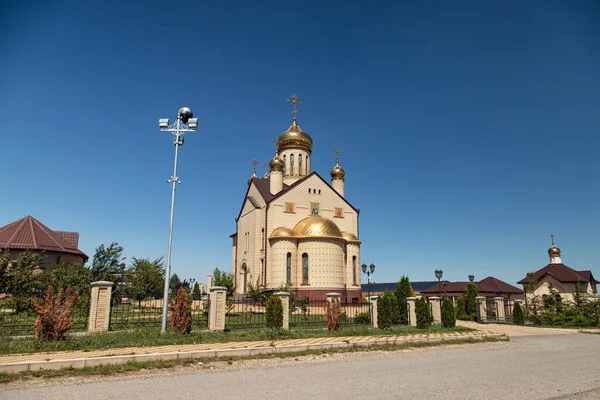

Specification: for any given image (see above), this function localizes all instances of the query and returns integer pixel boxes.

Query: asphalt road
[2,333,600,400]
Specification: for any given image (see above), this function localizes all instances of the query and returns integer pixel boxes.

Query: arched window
[352,256,357,285]
[242,263,248,293]
[302,253,309,284]
[261,228,264,249]
[290,154,294,175]
[299,154,303,175]
[283,155,286,175]
[286,252,292,283]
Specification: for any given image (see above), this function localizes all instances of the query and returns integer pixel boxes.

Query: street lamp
[159,107,198,333]
[361,263,376,301]
[468,274,475,283]
[435,269,443,297]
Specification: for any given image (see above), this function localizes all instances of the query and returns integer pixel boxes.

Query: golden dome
[548,245,561,256]
[263,172,270,180]
[330,164,345,180]
[342,232,359,242]
[276,119,313,153]
[247,174,256,186]
[293,215,343,238]
[269,155,284,171]
[270,227,296,238]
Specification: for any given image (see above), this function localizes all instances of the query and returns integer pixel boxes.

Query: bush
[33,286,79,340]
[441,299,456,327]
[168,286,191,333]
[464,283,478,319]
[324,297,344,331]
[377,292,394,329]
[455,296,468,320]
[395,276,414,324]
[265,296,283,329]
[354,312,371,325]
[513,302,524,325]
[390,294,400,324]
[415,297,433,329]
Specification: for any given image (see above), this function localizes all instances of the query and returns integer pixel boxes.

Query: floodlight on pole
[159,106,198,333]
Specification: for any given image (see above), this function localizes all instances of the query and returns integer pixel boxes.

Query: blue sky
[1,1,599,287]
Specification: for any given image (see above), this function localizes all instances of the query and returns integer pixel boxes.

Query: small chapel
[230,95,362,302]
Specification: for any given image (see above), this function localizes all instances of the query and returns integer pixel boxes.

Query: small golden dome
[247,174,256,186]
[293,215,343,238]
[269,155,284,171]
[342,232,359,242]
[548,245,561,256]
[330,164,345,180]
[276,120,313,153]
[270,227,296,238]
[263,172,270,180]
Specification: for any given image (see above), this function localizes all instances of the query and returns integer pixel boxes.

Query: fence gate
[485,298,498,323]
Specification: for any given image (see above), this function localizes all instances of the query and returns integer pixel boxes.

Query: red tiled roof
[517,264,598,284]
[0,216,87,259]
[421,276,522,295]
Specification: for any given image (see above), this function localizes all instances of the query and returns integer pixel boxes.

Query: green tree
[169,273,182,294]
[192,282,201,300]
[415,297,433,329]
[395,275,414,324]
[455,296,468,320]
[1,250,46,312]
[213,268,236,298]
[91,242,125,281]
[377,292,394,329]
[37,263,93,295]
[246,277,267,305]
[513,302,524,325]
[265,296,283,329]
[441,299,456,327]
[464,282,479,320]
[128,257,165,300]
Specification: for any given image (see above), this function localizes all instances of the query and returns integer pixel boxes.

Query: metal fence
[0,294,89,336]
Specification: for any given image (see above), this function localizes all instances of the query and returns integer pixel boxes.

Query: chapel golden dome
[276,119,313,153]
[293,215,343,238]
[269,155,285,171]
[342,232,359,242]
[270,227,296,238]
[330,164,345,180]
[548,245,561,256]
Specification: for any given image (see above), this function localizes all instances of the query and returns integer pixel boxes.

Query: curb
[0,333,505,374]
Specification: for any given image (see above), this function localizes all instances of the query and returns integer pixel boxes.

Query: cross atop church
[264,162,269,174]
[273,138,280,153]
[551,233,555,246]
[251,158,258,175]
[287,94,302,120]
[334,148,340,164]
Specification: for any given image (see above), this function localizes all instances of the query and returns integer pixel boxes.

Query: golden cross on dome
[251,158,258,174]
[334,148,340,164]
[273,138,280,153]
[264,162,269,173]
[551,233,555,246]
[287,94,302,120]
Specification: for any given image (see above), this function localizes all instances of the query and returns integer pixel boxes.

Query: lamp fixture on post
[362,263,376,301]
[468,274,475,283]
[159,107,198,334]
[434,269,443,298]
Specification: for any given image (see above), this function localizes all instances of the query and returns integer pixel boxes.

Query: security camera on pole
[159,107,198,333]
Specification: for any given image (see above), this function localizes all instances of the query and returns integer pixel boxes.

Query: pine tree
[464,283,479,320]
[395,275,414,324]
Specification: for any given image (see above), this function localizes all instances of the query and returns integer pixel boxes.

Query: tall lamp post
[361,263,376,300]
[435,269,443,297]
[159,107,198,333]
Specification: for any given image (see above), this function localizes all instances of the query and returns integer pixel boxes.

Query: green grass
[0,336,507,384]
[0,324,474,356]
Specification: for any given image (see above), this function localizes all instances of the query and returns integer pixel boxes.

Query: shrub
[168,286,191,333]
[441,299,456,327]
[377,292,394,329]
[33,286,79,340]
[354,312,371,325]
[513,302,524,325]
[265,296,283,329]
[324,297,344,331]
[455,296,468,320]
[464,283,478,319]
[390,294,400,324]
[395,275,414,324]
[415,297,433,329]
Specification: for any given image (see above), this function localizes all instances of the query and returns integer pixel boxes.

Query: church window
[299,154,303,175]
[290,154,294,175]
[286,252,292,282]
[318,189,321,194]
[261,228,264,249]
[352,256,357,285]
[283,155,286,174]
[302,253,309,284]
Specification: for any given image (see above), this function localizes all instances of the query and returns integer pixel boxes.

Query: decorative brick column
[370,296,378,329]
[495,297,506,322]
[88,281,113,333]
[275,292,290,330]
[429,296,442,325]
[198,283,204,297]
[206,275,213,290]
[407,297,417,327]
[476,296,487,323]
[208,286,226,331]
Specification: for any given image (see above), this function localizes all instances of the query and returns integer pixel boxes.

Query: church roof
[421,276,523,295]
[0,216,88,260]
[517,264,598,284]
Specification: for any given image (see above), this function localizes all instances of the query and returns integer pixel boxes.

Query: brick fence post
[495,297,506,322]
[275,292,290,330]
[476,296,487,323]
[407,297,417,327]
[88,281,113,333]
[208,286,226,331]
[429,296,442,324]
[370,296,378,329]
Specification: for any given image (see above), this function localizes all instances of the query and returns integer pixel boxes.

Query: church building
[230,95,362,302]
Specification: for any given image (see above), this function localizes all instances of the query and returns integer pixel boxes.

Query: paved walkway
[456,320,591,336]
